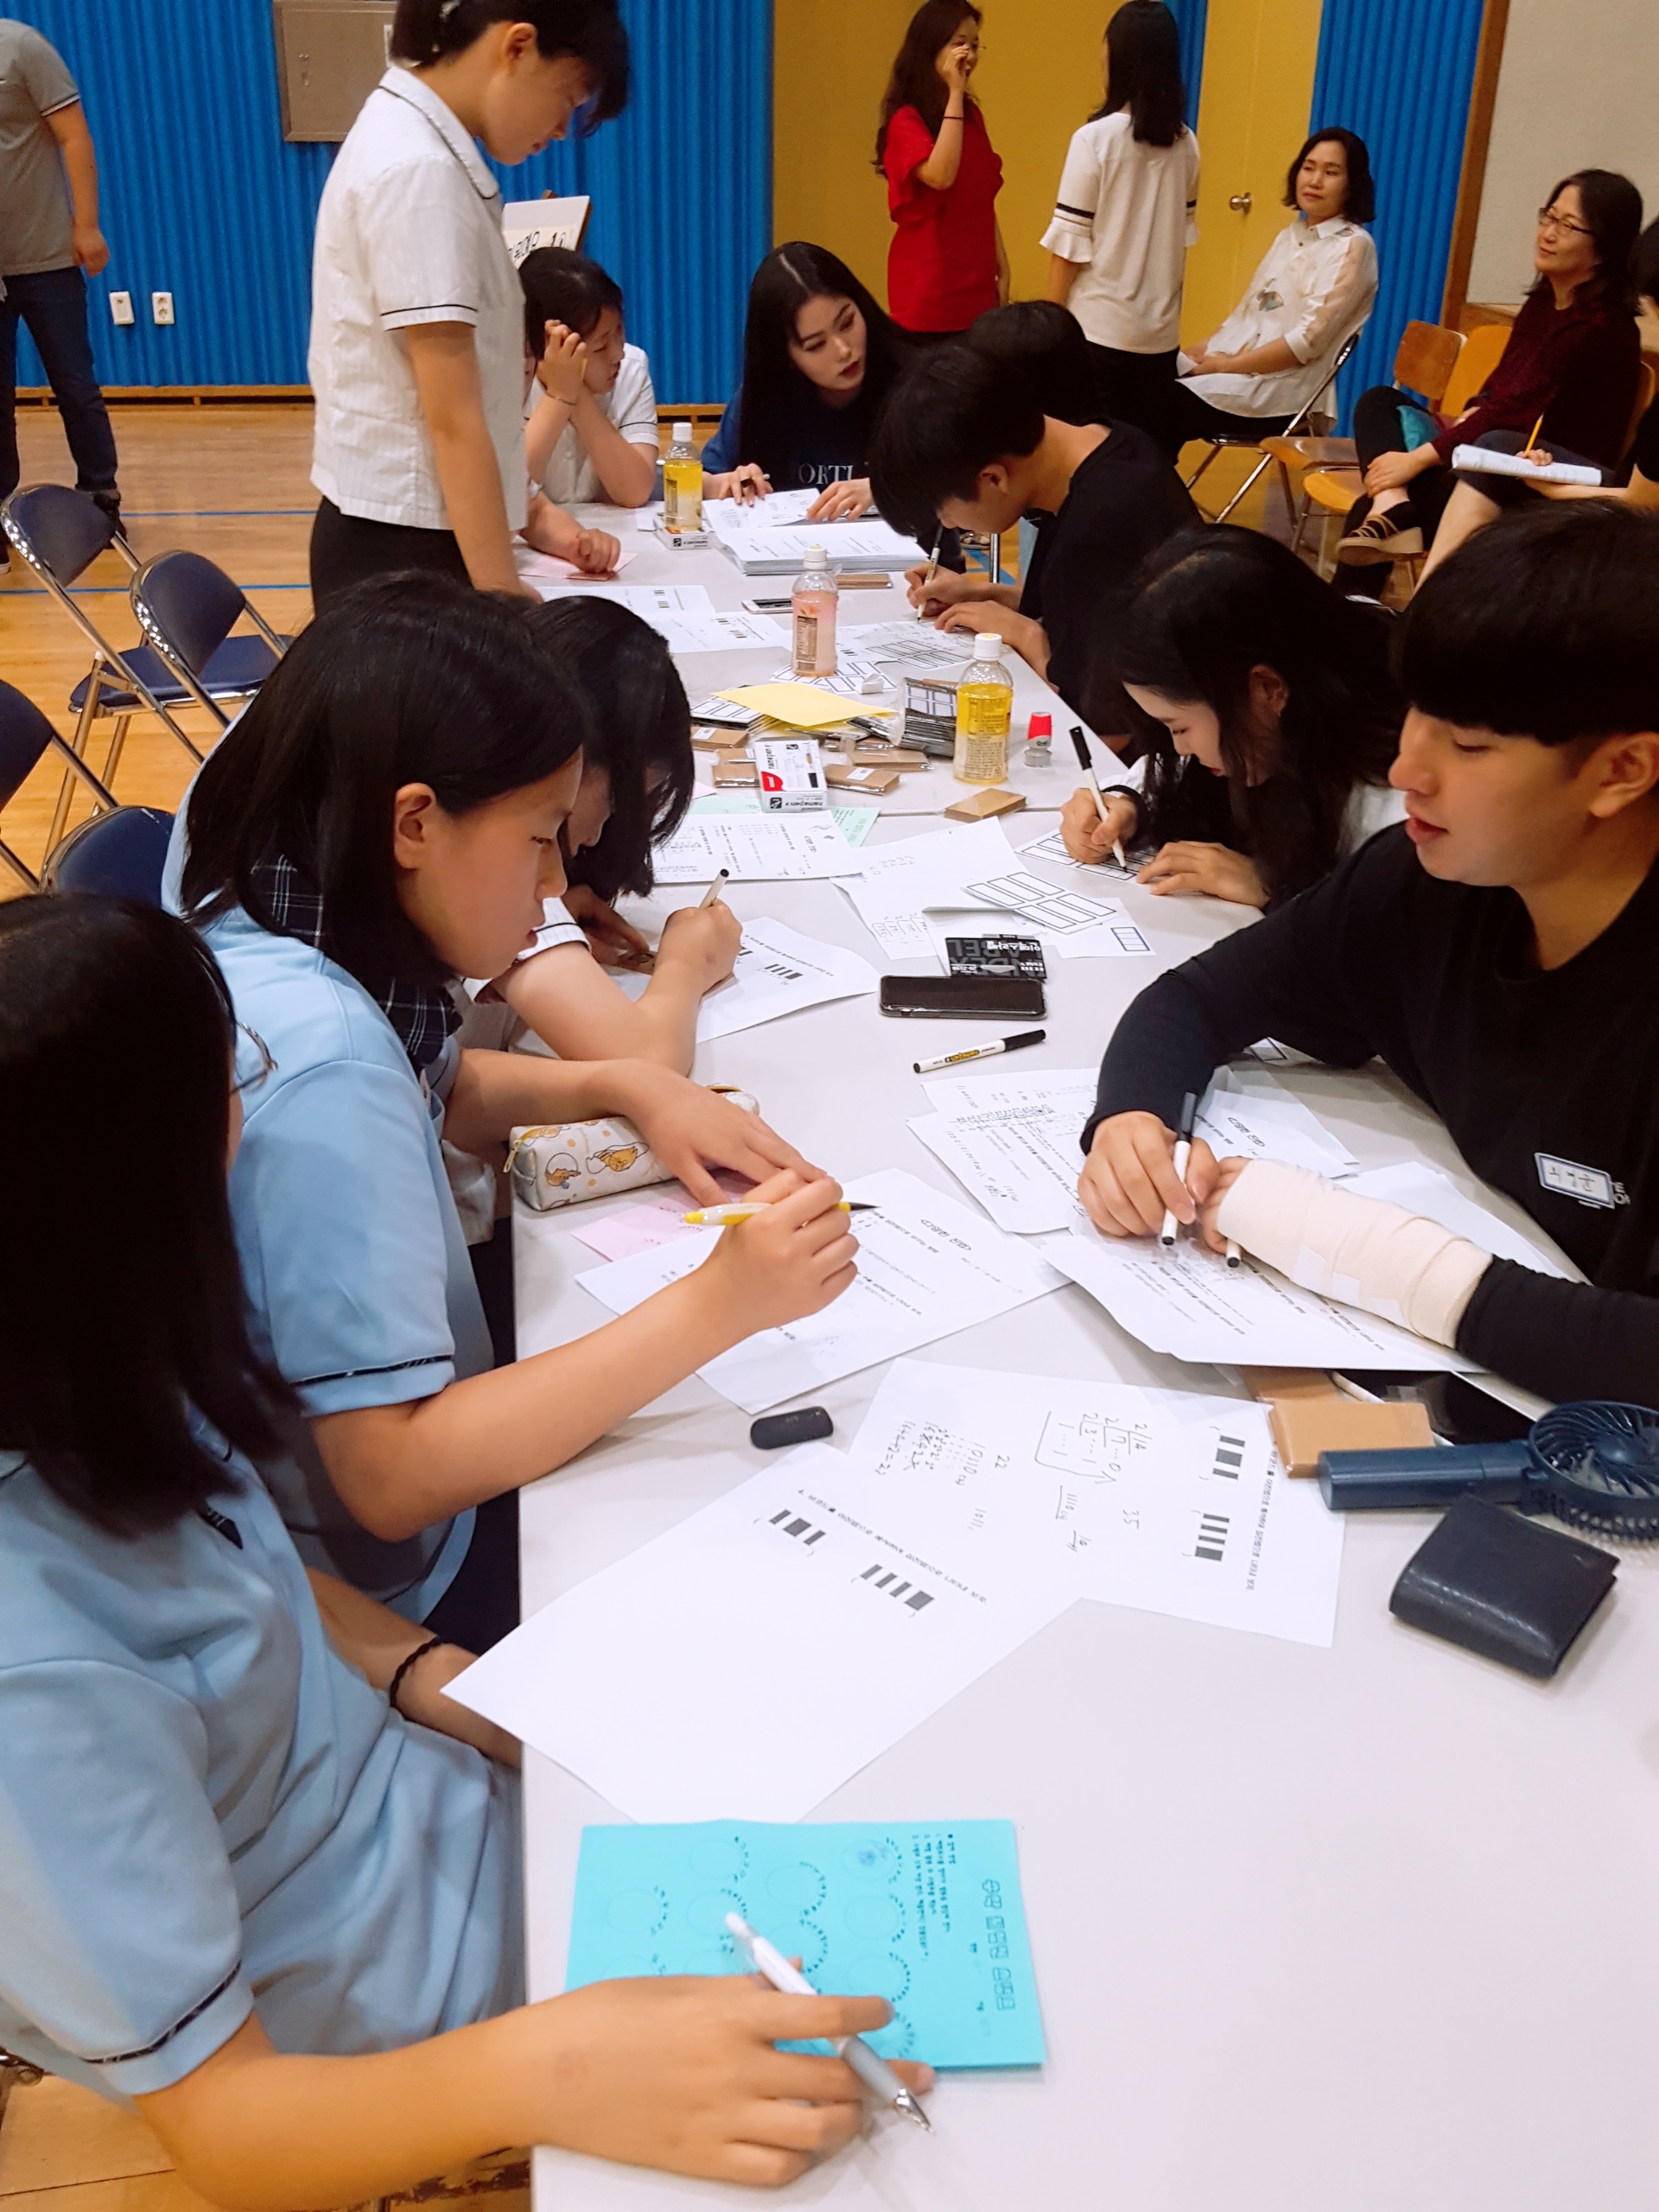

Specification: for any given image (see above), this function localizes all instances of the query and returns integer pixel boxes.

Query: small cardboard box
[753,735,828,811]
[1240,1368,1435,1476]
[944,787,1026,823]
[825,760,900,794]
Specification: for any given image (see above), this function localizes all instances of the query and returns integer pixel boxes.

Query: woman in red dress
[876,1,1007,338]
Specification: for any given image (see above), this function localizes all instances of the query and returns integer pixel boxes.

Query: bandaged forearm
[1215,1160,1492,1345]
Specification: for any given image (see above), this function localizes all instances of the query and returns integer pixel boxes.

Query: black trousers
[1163,380,1293,466]
[1087,342,1180,449]
[1345,385,1458,542]
[0,266,120,511]
[309,496,470,611]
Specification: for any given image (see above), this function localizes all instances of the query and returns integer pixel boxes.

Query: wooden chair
[1287,324,1515,578]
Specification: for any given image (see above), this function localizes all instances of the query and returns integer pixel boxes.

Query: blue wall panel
[9,0,770,404]
[1166,0,1208,131]
[1306,0,1485,429]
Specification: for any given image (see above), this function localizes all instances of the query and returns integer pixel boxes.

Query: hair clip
[438,0,462,16]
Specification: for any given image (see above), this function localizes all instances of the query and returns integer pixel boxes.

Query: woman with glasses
[1338,168,1643,567]
[166,576,855,1656]
[0,894,926,2196]
[875,1,1007,340]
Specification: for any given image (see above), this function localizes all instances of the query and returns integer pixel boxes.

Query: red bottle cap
[1027,713,1052,738]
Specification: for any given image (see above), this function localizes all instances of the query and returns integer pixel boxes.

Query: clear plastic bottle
[791,543,839,677]
[664,420,702,536]
[953,636,1013,784]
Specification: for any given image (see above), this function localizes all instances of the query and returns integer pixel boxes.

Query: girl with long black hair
[308,0,628,608]
[701,241,913,518]
[1059,527,1404,908]
[0,895,927,2197]
[168,576,852,1650]
[1044,1,1199,442]
[466,596,741,1071]
[875,0,1007,336]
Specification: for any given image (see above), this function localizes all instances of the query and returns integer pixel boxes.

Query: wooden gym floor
[0,398,1300,897]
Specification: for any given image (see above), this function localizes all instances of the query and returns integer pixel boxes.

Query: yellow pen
[682,1201,875,1226]
[1522,413,1544,455]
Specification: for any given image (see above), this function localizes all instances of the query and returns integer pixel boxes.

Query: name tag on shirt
[1536,1152,1629,1210]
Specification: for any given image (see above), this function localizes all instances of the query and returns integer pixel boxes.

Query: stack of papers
[653,813,863,882]
[715,518,927,575]
[575,1166,1064,1413]
[563,1815,1046,2069]
[524,578,788,654]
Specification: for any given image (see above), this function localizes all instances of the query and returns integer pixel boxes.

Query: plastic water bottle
[791,543,839,677]
[953,636,1013,784]
[664,420,702,536]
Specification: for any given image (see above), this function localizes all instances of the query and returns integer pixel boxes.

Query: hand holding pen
[728,1915,934,2132]
[1068,727,1128,869]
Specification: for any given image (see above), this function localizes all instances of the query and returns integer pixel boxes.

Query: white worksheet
[842,620,975,670]
[514,543,638,583]
[1018,827,1141,883]
[716,518,926,575]
[764,660,889,695]
[702,486,820,534]
[1043,1223,1476,1371]
[1197,1071,1359,1179]
[658,610,790,653]
[954,867,1153,959]
[694,918,877,1041]
[846,1362,1344,1647]
[532,580,712,617]
[443,1442,1075,1823]
[653,814,862,883]
[575,1167,1065,1413]
[838,817,1020,961]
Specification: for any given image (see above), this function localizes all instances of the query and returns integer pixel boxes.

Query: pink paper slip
[566,1194,698,1262]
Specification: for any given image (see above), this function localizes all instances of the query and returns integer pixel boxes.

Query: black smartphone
[1330,1371,1535,1446]
[879,974,1047,1020]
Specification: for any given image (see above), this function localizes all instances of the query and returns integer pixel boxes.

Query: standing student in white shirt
[1043,1,1198,448]
[308,0,629,610]
[1161,128,1377,462]
[521,246,658,508]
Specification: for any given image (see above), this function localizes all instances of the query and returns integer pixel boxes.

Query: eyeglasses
[1537,206,1593,239]
[232,1024,277,1096]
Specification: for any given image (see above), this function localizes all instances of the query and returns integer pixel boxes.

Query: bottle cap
[1027,713,1052,737]
[673,421,693,442]
[804,544,829,567]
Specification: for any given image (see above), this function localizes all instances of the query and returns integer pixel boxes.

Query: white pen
[697,868,731,909]
[915,526,943,619]
[1068,726,1127,869]
[725,1913,932,2133]
[913,1027,1045,1076]
[1160,1090,1198,1249]
[1225,1239,1242,1269]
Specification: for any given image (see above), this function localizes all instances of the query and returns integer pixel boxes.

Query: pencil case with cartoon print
[505,1087,759,1211]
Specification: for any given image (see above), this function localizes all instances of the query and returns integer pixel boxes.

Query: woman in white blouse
[308,0,628,610]
[1043,1,1198,447]
[1162,128,1377,461]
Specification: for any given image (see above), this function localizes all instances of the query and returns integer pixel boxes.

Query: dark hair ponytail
[0,897,294,1535]
[1091,1,1185,147]
[390,0,629,127]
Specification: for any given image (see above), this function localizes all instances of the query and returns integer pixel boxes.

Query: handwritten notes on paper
[653,814,862,883]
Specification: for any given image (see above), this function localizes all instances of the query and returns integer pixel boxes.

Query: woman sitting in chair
[1339,168,1643,566]
[1161,129,1377,464]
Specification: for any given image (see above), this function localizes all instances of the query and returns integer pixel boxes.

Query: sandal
[1338,507,1424,563]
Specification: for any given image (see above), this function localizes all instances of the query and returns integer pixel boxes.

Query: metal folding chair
[43,804,175,904]
[1181,329,1364,525]
[0,677,121,892]
[130,550,289,728]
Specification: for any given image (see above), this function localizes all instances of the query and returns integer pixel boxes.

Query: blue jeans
[0,265,120,510]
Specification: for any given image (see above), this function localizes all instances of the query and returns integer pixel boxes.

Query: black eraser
[749,1406,835,1451]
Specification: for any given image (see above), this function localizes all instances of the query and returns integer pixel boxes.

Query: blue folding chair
[42,805,175,905]
[130,550,289,729]
[0,678,120,893]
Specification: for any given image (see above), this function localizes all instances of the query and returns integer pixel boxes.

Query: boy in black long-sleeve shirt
[1081,504,1659,1407]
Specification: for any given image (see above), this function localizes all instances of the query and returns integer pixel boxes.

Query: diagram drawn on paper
[962,868,1122,934]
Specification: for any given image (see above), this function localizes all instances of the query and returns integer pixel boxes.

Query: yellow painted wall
[774,0,1324,340]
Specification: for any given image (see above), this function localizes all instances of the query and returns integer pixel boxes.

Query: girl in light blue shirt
[0,893,927,2201]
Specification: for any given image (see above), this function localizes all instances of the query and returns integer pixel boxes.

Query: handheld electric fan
[1319,1401,1659,1541]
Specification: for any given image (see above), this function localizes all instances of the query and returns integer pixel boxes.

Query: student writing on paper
[701,242,912,515]
[1058,529,1404,906]
[307,0,628,608]
[0,899,928,2202]
[1421,218,1659,579]
[1078,506,1659,1407]
[871,342,1194,721]
[1338,170,1643,569]
[466,598,739,1070]
[519,245,658,509]
[168,580,856,1649]
[1161,129,1376,463]
[1043,0,1198,448]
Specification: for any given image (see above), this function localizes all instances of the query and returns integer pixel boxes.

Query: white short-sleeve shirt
[1041,113,1199,354]
[309,68,528,532]
[531,341,658,507]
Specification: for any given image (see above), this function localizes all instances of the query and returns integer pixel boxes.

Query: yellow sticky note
[717,682,893,728]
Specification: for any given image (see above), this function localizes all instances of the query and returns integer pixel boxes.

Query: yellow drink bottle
[664,420,702,535]
[953,637,1013,784]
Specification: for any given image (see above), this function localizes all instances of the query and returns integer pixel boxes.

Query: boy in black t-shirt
[1082,504,1659,1407]
[868,343,1196,722]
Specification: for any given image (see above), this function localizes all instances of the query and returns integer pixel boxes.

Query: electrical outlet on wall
[109,291,134,326]
[151,291,175,326]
